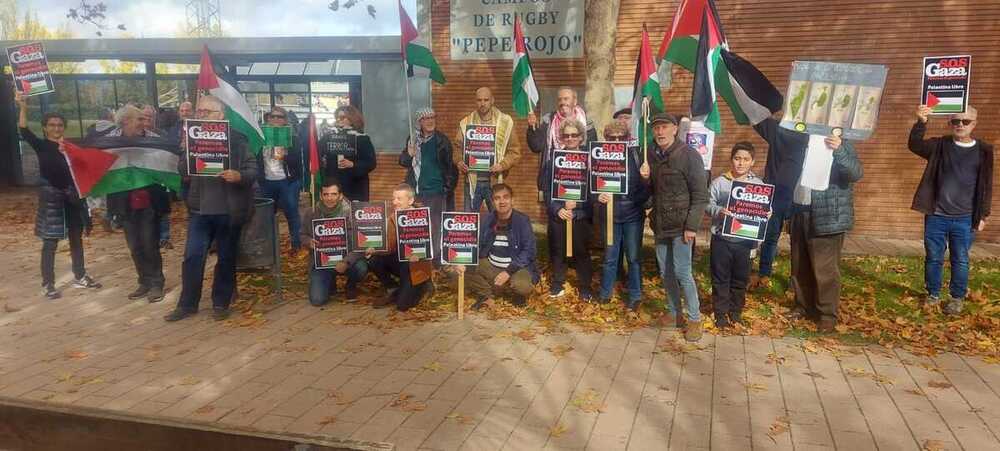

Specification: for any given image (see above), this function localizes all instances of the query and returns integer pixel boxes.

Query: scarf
[411,129,435,194]
[547,105,588,151]
[459,107,514,188]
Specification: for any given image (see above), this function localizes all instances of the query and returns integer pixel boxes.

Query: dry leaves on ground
[922,439,946,451]
[546,344,574,358]
[549,423,568,438]
[927,380,953,389]
[571,389,604,413]
[767,416,790,442]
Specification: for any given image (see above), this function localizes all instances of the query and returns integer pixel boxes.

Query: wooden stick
[457,272,465,320]
[606,200,614,246]
[642,97,651,164]
[566,219,573,257]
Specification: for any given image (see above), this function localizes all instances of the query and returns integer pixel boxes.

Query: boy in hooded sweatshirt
[707,142,764,328]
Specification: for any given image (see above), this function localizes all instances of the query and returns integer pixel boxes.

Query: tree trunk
[583,0,621,140]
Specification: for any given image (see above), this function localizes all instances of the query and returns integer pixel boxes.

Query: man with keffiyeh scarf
[456,87,519,212]
[525,87,598,196]
[400,108,458,257]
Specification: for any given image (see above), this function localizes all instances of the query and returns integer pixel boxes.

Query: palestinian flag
[730,218,760,239]
[197,45,265,156]
[404,244,428,259]
[596,177,622,193]
[511,15,539,118]
[631,25,664,146]
[74,135,181,198]
[660,0,782,133]
[448,248,474,264]
[468,155,492,171]
[399,0,445,84]
[357,231,383,248]
[556,184,582,200]
[195,158,225,175]
[22,79,49,95]
[926,91,965,113]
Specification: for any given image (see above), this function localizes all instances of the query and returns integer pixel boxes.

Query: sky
[26,0,418,39]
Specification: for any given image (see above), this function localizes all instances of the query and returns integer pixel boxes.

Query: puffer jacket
[646,140,709,239]
[35,183,88,240]
[806,142,863,236]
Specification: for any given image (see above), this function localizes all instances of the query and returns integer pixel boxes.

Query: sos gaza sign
[187,124,228,140]
[441,212,479,266]
[925,57,970,77]
[444,214,478,231]
[730,184,774,203]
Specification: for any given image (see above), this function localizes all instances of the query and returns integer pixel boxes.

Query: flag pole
[607,199,614,246]
[566,205,573,257]
[402,62,415,146]
[642,97,650,164]
[458,271,465,320]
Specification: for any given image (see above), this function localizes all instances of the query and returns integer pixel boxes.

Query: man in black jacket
[260,106,304,251]
[910,105,993,315]
[401,108,457,254]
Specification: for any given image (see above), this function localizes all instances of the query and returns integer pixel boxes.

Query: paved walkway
[0,228,999,451]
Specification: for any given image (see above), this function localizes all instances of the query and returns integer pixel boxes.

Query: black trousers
[123,208,165,289]
[710,235,753,324]
[369,255,428,311]
[548,217,594,295]
[40,202,86,286]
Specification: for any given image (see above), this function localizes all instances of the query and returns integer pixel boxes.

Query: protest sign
[441,212,480,266]
[686,121,715,171]
[312,217,349,270]
[326,133,359,163]
[396,207,434,262]
[350,201,388,252]
[6,42,54,96]
[551,149,589,201]
[185,119,231,176]
[263,126,292,148]
[721,181,775,242]
[780,61,888,141]
[463,124,497,172]
[589,141,629,195]
[921,55,971,115]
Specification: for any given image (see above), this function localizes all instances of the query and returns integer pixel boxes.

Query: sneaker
[128,285,151,300]
[164,308,196,322]
[212,307,231,321]
[72,275,102,289]
[147,287,165,303]
[549,285,566,298]
[471,297,489,311]
[372,296,394,309]
[925,294,942,306]
[579,291,593,302]
[943,298,964,315]
[42,284,61,300]
[684,321,703,342]
[715,315,731,330]
[626,299,641,312]
[817,317,837,333]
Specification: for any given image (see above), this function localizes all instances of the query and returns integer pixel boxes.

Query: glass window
[276,62,307,75]
[77,80,116,136]
[332,60,362,76]
[49,79,82,139]
[304,61,334,76]
[156,79,197,108]
[243,92,272,125]
[273,92,310,123]
[236,65,250,75]
[310,82,350,93]
[248,62,279,76]
[237,80,270,92]
[115,79,151,107]
[274,83,309,93]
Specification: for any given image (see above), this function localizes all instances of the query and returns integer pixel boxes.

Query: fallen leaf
[194,405,215,414]
[422,362,443,372]
[546,344,574,358]
[927,380,953,389]
[745,382,768,392]
[3,303,21,313]
[766,353,786,365]
[549,423,568,437]
[179,376,200,386]
[767,416,790,442]
[317,416,337,426]
[922,439,946,451]
[904,389,925,396]
[570,389,604,413]
[64,350,89,360]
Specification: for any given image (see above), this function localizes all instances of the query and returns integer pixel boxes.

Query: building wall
[366,0,1000,242]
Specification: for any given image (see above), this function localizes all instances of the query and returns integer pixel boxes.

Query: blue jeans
[655,236,701,321]
[924,215,974,300]
[600,220,643,303]
[309,257,369,306]
[159,215,170,242]
[758,207,787,277]
[260,178,302,249]
[464,180,494,212]
[177,213,242,312]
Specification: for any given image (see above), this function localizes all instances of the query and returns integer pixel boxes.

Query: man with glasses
[260,106,304,251]
[164,95,258,322]
[456,87,518,213]
[910,105,993,315]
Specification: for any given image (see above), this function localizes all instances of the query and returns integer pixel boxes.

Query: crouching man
[450,184,539,310]
[301,180,369,306]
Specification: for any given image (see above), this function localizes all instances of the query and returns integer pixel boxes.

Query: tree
[3,6,81,74]
[583,0,620,140]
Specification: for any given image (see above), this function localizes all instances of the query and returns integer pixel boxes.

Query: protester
[164,95,258,322]
[596,123,650,310]
[104,105,169,303]
[321,105,376,202]
[640,113,708,341]
[542,118,594,300]
[707,142,763,328]
[910,105,993,314]
[613,108,632,131]
[786,133,862,332]
[455,87,519,212]
[449,184,538,310]
[15,90,101,299]
[526,87,598,194]
[259,106,304,251]
[301,180,369,306]
[159,102,192,250]
[401,108,457,254]
[369,184,433,312]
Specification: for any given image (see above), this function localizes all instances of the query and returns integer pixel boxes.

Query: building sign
[450,0,584,60]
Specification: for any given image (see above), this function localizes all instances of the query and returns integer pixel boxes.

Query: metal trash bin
[236,197,282,302]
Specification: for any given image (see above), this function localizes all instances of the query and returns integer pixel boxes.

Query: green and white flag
[511,15,538,118]
[197,45,265,156]
[399,0,445,84]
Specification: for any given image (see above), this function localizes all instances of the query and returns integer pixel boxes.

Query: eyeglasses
[950,119,974,126]
[561,133,581,139]
[196,109,222,115]
[270,114,286,119]
[606,135,626,140]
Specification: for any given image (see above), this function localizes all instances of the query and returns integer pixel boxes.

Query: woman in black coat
[319,105,376,202]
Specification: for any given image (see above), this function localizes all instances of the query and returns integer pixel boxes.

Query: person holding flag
[527,87,597,193]
[15,90,101,299]
[320,105,376,202]
[400,108,457,256]
[259,106,304,252]
[455,87,518,212]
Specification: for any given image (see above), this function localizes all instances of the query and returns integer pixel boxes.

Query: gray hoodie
[708,170,764,242]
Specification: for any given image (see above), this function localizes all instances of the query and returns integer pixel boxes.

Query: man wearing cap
[456,87,519,212]
[401,107,458,254]
[526,87,598,194]
[640,113,709,341]
[910,105,993,315]
[613,108,632,132]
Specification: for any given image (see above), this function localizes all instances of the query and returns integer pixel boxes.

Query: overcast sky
[29,0,417,38]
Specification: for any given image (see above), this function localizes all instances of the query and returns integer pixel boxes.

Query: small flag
[404,244,427,259]
[358,231,383,247]
[596,177,622,192]
[448,248,474,264]
[61,141,119,197]
[511,15,539,118]
[399,0,446,84]
[196,158,224,174]
[731,218,760,238]
[926,91,965,113]
[468,155,491,171]
[557,185,582,200]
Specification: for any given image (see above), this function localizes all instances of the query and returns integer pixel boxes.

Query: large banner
[441,212,479,266]
[551,149,589,201]
[185,119,231,176]
[721,181,775,242]
[350,201,388,252]
[6,42,54,96]
[463,124,497,172]
[589,141,628,195]
[921,55,971,115]
[450,0,584,60]
[780,61,888,141]
[312,217,349,270]
[396,207,434,262]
